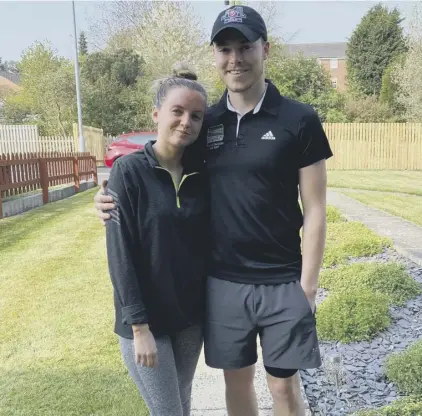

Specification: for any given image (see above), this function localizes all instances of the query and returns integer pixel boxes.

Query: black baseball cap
[210,5,267,44]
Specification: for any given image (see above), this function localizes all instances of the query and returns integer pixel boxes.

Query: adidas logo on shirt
[261,131,276,140]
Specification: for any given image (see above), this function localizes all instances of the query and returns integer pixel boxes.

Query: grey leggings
[119,325,203,416]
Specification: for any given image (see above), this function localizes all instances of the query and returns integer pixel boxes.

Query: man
[95,6,332,416]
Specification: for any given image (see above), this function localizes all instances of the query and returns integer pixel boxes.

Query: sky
[0,0,419,62]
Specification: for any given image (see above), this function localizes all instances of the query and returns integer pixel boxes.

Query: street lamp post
[72,0,85,152]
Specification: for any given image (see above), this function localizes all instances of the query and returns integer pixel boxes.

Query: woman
[105,65,209,416]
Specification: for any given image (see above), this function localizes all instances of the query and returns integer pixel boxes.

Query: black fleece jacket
[105,141,209,339]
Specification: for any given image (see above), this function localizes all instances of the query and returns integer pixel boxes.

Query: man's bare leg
[267,372,306,416]
[224,365,258,416]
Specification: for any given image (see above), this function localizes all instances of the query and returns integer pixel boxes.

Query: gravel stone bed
[301,249,422,415]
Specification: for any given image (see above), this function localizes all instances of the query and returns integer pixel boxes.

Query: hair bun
[172,62,198,81]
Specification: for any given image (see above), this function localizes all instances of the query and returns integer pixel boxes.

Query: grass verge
[327,170,422,196]
[0,188,148,416]
[341,190,422,227]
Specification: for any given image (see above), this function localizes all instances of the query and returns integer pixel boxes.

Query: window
[126,134,157,145]
[331,78,338,89]
[330,58,338,69]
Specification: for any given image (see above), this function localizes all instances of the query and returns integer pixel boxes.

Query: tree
[266,39,345,121]
[379,55,406,119]
[88,1,153,52]
[88,1,221,106]
[394,3,422,121]
[346,4,407,97]
[81,49,145,135]
[3,93,32,124]
[129,2,210,80]
[343,95,394,122]
[4,42,76,135]
[0,58,19,73]
[79,31,88,56]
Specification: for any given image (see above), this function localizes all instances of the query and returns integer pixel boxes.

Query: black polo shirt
[203,80,333,285]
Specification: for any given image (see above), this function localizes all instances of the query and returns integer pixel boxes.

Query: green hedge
[355,396,422,415]
[316,287,390,342]
[319,262,421,305]
[323,222,392,267]
[386,341,422,395]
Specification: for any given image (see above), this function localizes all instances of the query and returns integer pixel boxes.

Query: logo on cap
[221,6,247,24]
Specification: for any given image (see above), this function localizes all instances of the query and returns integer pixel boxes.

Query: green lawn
[341,190,422,227]
[0,193,394,415]
[328,170,422,195]
[0,189,147,416]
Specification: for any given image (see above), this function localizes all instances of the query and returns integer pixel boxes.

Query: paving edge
[393,244,422,267]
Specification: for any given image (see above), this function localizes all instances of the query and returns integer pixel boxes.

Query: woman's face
[153,86,206,149]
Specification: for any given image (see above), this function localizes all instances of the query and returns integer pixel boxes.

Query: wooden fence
[0,124,105,165]
[2,123,422,170]
[0,152,98,218]
[0,125,39,153]
[0,125,76,154]
[325,123,422,170]
[73,124,106,166]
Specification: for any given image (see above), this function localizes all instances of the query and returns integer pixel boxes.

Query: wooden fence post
[0,193,3,219]
[92,157,98,185]
[39,158,49,204]
[73,156,80,193]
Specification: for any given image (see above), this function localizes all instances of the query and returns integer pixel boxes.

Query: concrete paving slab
[191,341,311,415]
[327,190,422,267]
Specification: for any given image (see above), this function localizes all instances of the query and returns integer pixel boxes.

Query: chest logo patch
[261,130,276,140]
[207,124,224,150]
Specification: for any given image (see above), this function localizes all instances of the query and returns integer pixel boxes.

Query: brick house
[284,42,348,91]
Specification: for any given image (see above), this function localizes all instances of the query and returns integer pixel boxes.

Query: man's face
[213,29,269,93]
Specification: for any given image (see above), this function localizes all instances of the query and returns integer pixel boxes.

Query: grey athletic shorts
[204,276,322,372]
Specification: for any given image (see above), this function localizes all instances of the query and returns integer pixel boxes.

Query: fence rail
[0,152,98,218]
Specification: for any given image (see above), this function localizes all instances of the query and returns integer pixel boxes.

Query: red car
[104,131,157,168]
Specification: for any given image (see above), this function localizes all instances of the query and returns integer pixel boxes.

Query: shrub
[355,396,422,415]
[386,341,422,395]
[343,94,395,122]
[326,206,345,223]
[324,222,392,267]
[316,287,390,343]
[319,262,421,305]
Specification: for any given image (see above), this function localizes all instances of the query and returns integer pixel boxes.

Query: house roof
[0,70,20,84]
[284,42,348,59]
[0,76,20,96]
